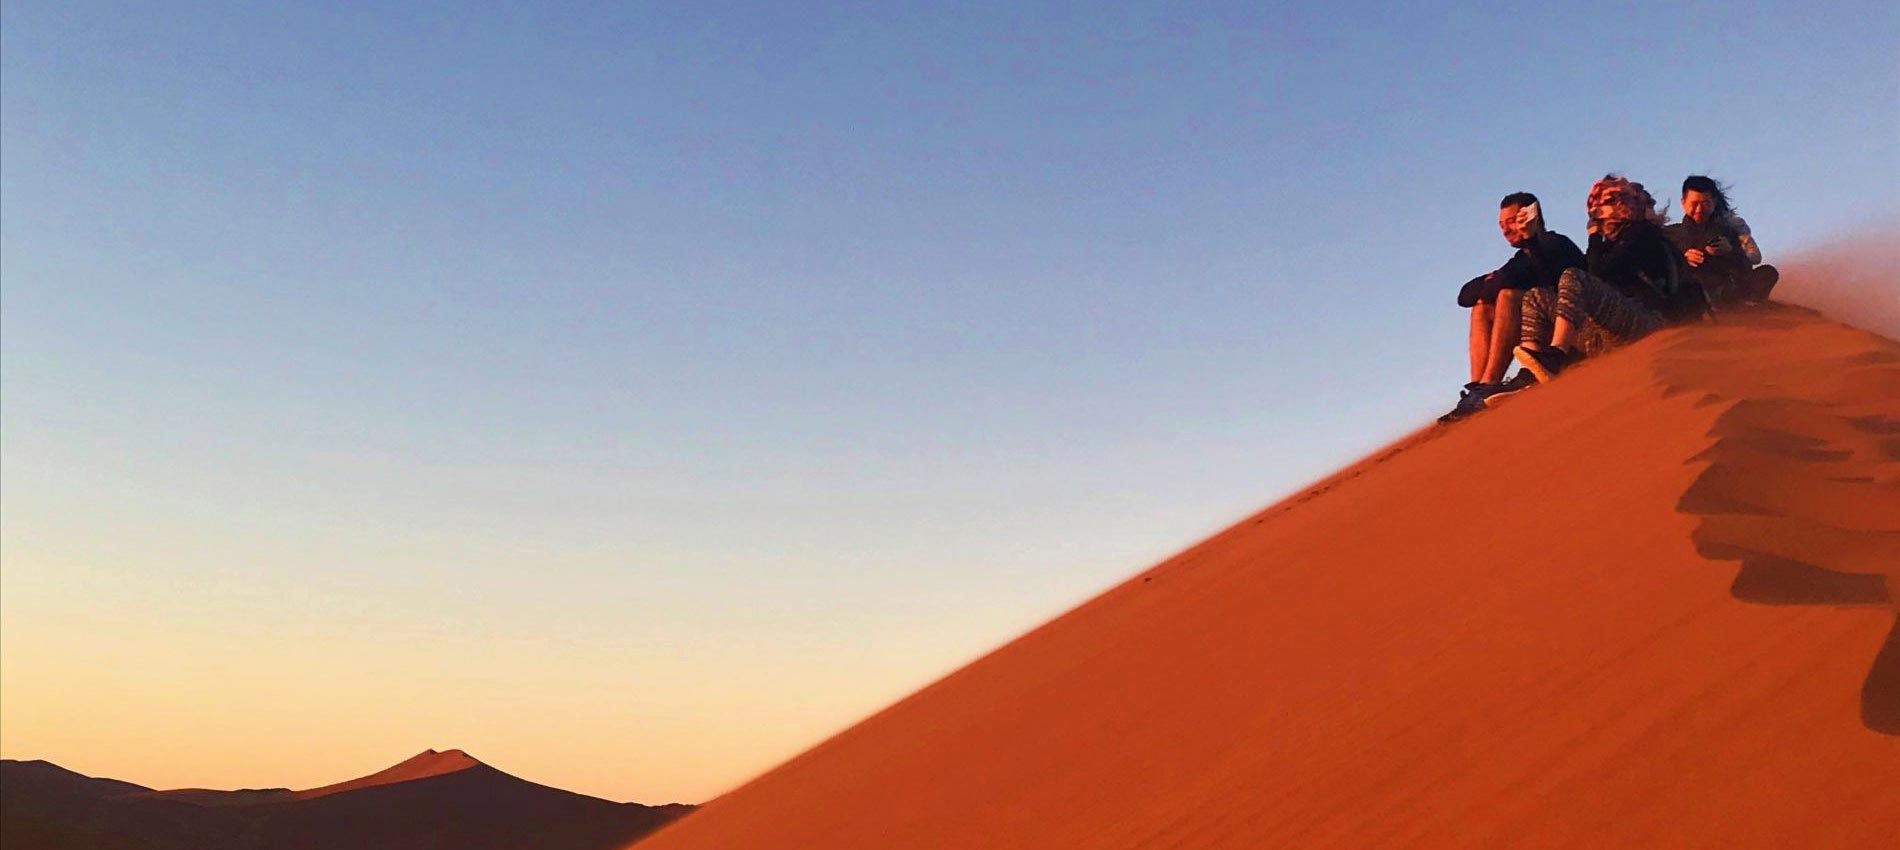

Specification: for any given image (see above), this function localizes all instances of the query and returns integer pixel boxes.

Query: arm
[1664,223,1707,267]
[1652,230,1683,287]
[1631,228,1680,304]
[1726,213,1763,265]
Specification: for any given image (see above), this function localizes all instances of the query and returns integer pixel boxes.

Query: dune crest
[293,748,482,799]
[632,305,1900,849]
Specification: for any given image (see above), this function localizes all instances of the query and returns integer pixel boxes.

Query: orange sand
[632,305,1900,848]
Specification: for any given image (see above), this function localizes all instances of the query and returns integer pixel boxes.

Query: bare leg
[1550,315,1577,351]
[1468,302,1493,383]
[1481,289,1522,383]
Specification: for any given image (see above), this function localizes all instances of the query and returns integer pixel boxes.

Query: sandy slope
[291,747,481,799]
[632,304,1900,849]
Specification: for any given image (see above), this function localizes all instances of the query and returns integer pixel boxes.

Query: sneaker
[1513,345,1571,383]
[1482,370,1539,408]
[1499,369,1538,390]
[1438,381,1501,423]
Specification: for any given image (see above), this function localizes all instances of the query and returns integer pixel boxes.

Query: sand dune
[291,747,482,799]
[632,303,1900,848]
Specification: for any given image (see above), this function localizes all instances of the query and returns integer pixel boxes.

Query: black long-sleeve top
[1459,230,1584,307]
[1494,231,1584,293]
[1665,218,1753,280]
[1586,221,1677,310]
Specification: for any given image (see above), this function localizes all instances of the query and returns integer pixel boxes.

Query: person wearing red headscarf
[1511,175,1680,383]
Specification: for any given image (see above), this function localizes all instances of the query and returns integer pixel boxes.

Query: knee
[1558,267,1584,290]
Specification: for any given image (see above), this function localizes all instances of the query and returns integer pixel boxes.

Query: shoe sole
[1483,387,1527,409]
[1514,346,1558,384]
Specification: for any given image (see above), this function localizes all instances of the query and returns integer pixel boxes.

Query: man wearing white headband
[1441,192,1584,422]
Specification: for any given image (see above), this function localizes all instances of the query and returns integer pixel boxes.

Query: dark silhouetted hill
[0,750,691,850]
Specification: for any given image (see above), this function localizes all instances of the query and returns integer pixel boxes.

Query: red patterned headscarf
[1586,174,1666,237]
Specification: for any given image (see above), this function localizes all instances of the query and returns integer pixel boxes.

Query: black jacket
[1586,221,1678,311]
[1458,231,1583,307]
[1665,217,1752,280]
[1495,231,1584,293]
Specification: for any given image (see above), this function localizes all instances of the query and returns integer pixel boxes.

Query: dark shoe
[1482,370,1539,408]
[1499,369,1538,390]
[1514,345,1571,383]
[1438,381,1501,423]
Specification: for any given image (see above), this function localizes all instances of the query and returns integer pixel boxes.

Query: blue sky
[2,0,1895,800]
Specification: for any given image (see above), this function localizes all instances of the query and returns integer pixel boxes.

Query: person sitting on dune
[1666,175,1776,305]
[1510,175,1679,383]
[1441,192,1584,421]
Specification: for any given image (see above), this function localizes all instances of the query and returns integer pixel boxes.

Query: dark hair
[1499,191,1542,228]
[1680,175,1733,216]
[1499,191,1539,210]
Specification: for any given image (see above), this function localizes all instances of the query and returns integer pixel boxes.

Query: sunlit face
[1498,205,1541,246]
[1682,190,1714,224]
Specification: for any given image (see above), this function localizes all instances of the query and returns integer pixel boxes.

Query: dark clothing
[1666,217,1758,305]
[1495,231,1585,293]
[1666,217,1751,277]
[1457,231,1584,307]
[1585,221,1678,312]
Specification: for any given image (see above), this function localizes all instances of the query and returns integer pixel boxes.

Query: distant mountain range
[0,749,693,850]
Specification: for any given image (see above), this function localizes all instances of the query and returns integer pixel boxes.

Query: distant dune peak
[3,750,693,850]
[293,747,485,799]
[406,748,481,766]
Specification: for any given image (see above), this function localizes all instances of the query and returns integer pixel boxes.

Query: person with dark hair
[1508,175,1679,384]
[1439,191,1583,422]
[1667,175,1776,304]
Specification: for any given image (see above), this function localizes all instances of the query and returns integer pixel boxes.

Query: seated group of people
[1441,174,1776,422]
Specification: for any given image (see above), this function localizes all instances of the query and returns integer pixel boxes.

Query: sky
[2,1,1895,803]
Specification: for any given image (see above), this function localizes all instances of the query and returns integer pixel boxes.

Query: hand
[1685,248,1706,267]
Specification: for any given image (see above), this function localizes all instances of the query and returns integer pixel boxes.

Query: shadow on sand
[1659,308,1900,735]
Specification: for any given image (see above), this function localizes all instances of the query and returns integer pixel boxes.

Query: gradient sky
[3,1,1895,803]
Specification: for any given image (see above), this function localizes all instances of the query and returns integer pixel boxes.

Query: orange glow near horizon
[0,537,1070,803]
